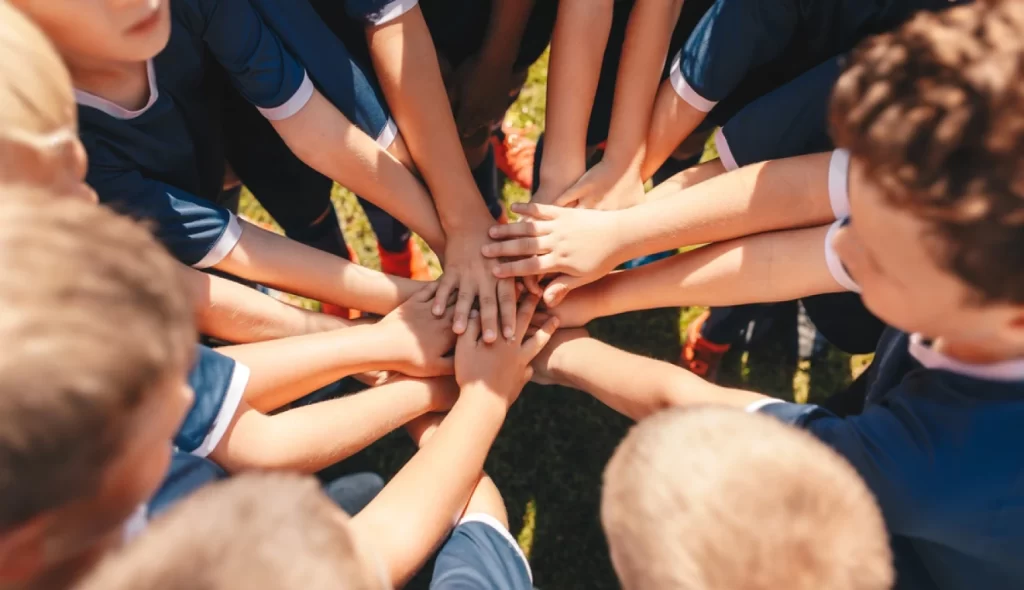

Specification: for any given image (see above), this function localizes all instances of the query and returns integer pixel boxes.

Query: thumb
[553,182,587,208]
[430,356,456,377]
[543,275,589,307]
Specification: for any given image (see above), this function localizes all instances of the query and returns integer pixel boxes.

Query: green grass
[240,50,867,589]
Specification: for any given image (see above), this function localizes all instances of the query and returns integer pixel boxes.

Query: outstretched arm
[549,224,848,328]
[182,266,352,343]
[365,6,516,343]
[214,219,422,316]
[533,330,768,420]
[535,0,616,203]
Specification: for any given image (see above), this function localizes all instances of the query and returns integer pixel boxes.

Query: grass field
[240,52,868,589]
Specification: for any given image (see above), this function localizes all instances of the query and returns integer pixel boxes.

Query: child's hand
[545,285,603,328]
[434,224,517,344]
[379,283,457,377]
[483,203,623,306]
[455,295,559,406]
[530,328,591,386]
[555,160,645,211]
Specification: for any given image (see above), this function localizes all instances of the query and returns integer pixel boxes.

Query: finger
[481,237,552,259]
[543,275,588,307]
[433,274,458,316]
[497,277,517,341]
[488,220,548,240]
[523,274,543,296]
[461,309,481,343]
[415,281,441,303]
[477,281,500,344]
[515,294,542,341]
[514,280,526,300]
[530,311,552,327]
[553,186,584,208]
[493,255,559,278]
[522,317,560,360]
[453,287,476,335]
[510,202,559,221]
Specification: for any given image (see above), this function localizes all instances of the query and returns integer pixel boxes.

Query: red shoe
[379,240,433,282]
[322,246,361,319]
[681,310,731,382]
[492,123,536,190]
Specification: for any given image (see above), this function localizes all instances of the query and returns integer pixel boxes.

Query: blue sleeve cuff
[177,345,249,457]
[751,399,830,427]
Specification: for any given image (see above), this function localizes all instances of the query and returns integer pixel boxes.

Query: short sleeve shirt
[754,330,1024,589]
[177,345,249,458]
[431,514,533,590]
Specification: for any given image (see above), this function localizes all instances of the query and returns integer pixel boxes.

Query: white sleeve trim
[825,220,861,293]
[191,361,249,458]
[828,149,851,220]
[376,118,398,149]
[669,53,717,113]
[714,127,739,171]
[368,0,419,25]
[122,504,149,542]
[458,513,533,583]
[745,398,786,413]
[258,71,315,121]
[192,212,243,269]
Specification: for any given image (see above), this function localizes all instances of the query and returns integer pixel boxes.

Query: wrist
[442,208,493,236]
[457,382,514,414]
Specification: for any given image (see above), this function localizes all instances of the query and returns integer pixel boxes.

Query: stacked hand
[455,294,559,406]
[380,283,457,377]
[483,202,623,307]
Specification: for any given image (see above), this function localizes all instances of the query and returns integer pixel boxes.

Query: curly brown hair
[830,0,1024,304]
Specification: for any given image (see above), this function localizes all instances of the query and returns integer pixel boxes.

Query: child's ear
[0,515,50,583]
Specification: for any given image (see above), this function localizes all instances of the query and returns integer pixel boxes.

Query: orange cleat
[322,245,362,319]
[378,240,433,282]
[491,123,536,191]
[681,310,731,382]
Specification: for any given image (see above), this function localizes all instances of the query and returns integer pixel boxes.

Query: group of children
[0,0,1020,588]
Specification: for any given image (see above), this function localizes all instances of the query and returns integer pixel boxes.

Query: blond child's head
[0,194,194,587]
[76,473,388,590]
[0,2,94,202]
[602,407,893,590]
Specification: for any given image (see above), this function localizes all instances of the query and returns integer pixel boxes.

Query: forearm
[211,377,453,473]
[602,0,685,173]
[547,337,763,419]
[611,153,836,263]
[367,8,491,229]
[570,225,845,320]
[217,324,410,412]
[271,91,446,250]
[641,80,708,180]
[350,392,507,586]
[478,0,536,71]
[214,220,421,315]
[541,0,615,185]
[183,266,351,343]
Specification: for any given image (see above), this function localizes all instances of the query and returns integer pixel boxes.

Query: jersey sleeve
[752,399,936,540]
[177,345,249,458]
[671,0,799,111]
[86,157,242,268]
[430,514,533,590]
[188,0,313,120]
[345,0,419,26]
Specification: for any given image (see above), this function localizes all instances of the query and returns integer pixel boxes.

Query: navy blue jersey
[178,345,248,458]
[431,515,533,590]
[78,0,390,267]
[670,0,966,115]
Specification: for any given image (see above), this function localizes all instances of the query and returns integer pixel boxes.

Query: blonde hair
[0,195,193,530]
[602,407,893,590]
[76,473,386,590]
[0,1,75,135]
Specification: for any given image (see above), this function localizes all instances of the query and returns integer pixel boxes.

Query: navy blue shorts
[431,515,533,590]
[714,56,841,170]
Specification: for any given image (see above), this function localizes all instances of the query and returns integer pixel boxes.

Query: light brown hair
[602,407,893,590]
[76,473,385,590]
[0,195,193,531]
[830,0,1024,303]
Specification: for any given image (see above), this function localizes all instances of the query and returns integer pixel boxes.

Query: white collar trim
[909,333,1024,382]
[75,60,158,120]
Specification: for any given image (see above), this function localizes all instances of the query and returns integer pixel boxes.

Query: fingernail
[484,330,496,342]
[454,321,466,332]
[482,245,492,255]
[488,227,498,237]
[504,327,514,339]
[470,310,480,318]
